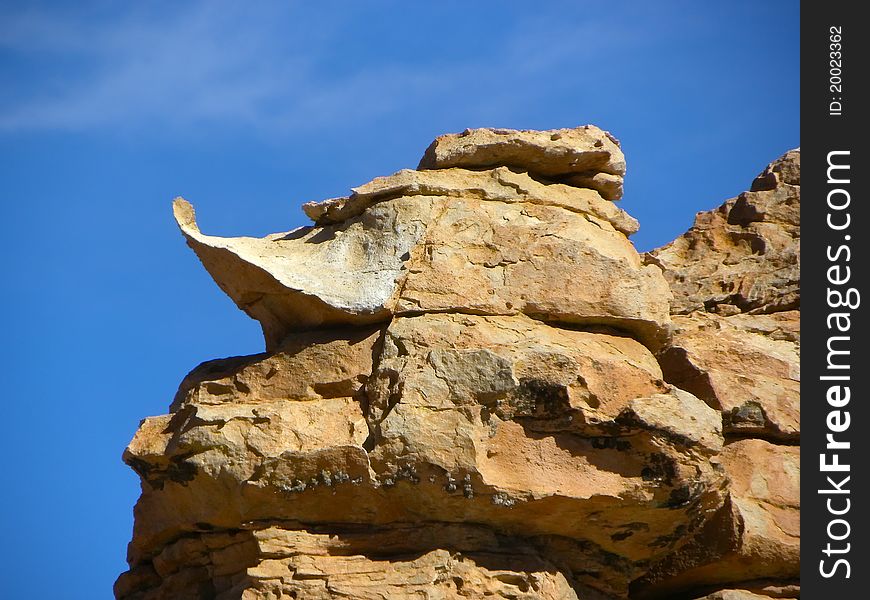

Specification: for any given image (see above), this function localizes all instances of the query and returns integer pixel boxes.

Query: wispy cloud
[1,2,334,131]
[0,2,663,135]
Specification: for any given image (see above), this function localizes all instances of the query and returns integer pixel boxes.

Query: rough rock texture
[119,130,800,599]
[303,167,637,233]
[657,311,799,443]
[633,149,800,599]
[647,148,799,316]
[645,149,800,447]
[418,126,626,200]
[174,142,670,351]
[632,440,799,599]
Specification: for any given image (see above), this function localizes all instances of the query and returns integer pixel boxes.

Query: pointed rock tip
[172,197,199,233]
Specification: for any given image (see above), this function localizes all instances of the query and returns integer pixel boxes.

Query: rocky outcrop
[635,149,800,599]
[691,589,799,600]
[118,129,799,599]
[647,148,799,316]
[303,167,637,233]
[173,156,667,352]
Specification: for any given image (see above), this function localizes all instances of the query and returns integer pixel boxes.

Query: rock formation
[117,127,799,599]
[636,148,800,599]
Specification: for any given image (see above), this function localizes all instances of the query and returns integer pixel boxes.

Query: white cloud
[0,2,663,134]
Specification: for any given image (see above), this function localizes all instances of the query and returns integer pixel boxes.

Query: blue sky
[0,1,798,597]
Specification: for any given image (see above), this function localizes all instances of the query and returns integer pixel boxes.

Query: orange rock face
[636,148,800,600]
[118,130,799,600]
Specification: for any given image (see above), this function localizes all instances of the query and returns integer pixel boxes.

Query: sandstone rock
[366,316,725,540]
[418,126,626,190]
[632,151,801,598]
[122,314,726,598]
[392,198,669,350]
[123,325,383,563]
[694,593,769,600]
[116,525,595,600]
[750,148,800,191]
[169,325,383,411]
[632,440,799,598]
[657,311,799,442]
[647,149,799,315]
[175,188,670,352]
[649,152,800,442]
[303,166,637,233]
[171,198,415,349]
[122,131,801,599]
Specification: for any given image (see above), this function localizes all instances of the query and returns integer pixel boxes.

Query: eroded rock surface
[120,313,727,599]
[632,149,800,599]
[645,149,800,446]
[648,149,799,316]
[691,589,799,600]
[657,310,799,443]
[632,440,799,599]
[119,131,800,599]
[418,126,626,200]
[303,167,637,233]
[174,131,668,352]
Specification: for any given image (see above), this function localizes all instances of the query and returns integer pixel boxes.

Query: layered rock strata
[118,129,799,600]
[636,149,800,599]
[418,126,626,201]
[172,148,666,352]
